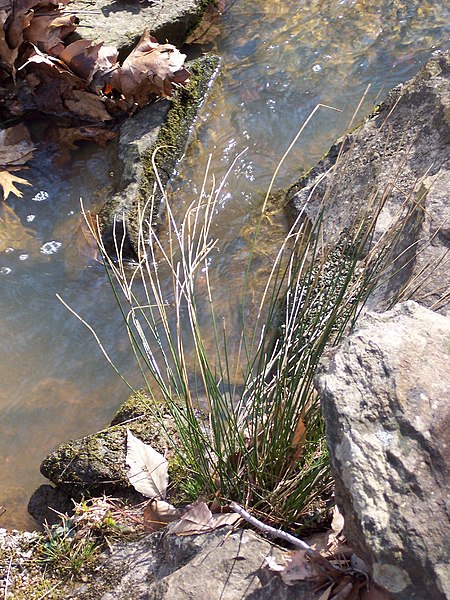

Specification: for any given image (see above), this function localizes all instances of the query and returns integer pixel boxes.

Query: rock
[286,51,450,314]
[27,484,75,526]
[69,528,316,599]
[69,0,211,50]
[315,301,450,600]
[37,390,178,503]
[99,54,219,257]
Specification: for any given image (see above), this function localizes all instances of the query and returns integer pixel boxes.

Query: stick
[4,555,12,600]
[230,502,312,552]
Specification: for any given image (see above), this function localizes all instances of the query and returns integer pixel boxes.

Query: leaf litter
[0,0,192,198]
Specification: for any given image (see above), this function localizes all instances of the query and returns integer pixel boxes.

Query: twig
[230,502,312,553]
[37,581,62,600]
[4,555,12,600]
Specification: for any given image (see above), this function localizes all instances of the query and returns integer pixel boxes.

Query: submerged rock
[316,301,450,600]
[287,51,450,314]
[69,528,316,600]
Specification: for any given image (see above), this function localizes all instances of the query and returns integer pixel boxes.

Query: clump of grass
[75,103,427,532]
[36,518,99,580]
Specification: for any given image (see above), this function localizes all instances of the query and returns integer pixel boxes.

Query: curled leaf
[143,499,182,531]
[112,30,190,106]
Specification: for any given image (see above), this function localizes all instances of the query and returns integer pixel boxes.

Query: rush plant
[71,104,425,531]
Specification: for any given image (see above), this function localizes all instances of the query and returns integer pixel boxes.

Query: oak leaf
[0,123,35,167]
[112,30,190,107]
[0,170,31,199]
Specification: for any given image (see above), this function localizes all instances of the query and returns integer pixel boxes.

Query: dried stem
[230,502,312,552]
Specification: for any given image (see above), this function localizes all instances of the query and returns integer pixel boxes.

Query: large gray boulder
[316,301,450,600]
[287,51,450,314]
[69,528,316,600]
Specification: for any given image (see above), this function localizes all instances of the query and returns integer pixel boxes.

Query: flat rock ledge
[98,53,219,258]
[316,301,450,600]
[0,528,317,600]
[69,528,316,600]
[69,0,211,50]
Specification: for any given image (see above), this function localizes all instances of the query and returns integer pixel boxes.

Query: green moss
[141,54,218,197]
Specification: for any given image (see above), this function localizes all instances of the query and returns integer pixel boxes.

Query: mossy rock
[39,390,179,500]
[99,53,220,258]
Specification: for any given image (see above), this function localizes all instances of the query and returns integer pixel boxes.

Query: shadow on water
[0,0,448,528]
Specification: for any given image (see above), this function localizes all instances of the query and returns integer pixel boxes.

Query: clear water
[0,0,448,529]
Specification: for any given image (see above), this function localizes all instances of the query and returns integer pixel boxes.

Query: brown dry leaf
[143,499,182,531]
[23,57,85,116]
[46,125,116,165]
[59,39,114,83]
[169,500,240,535]
[23,12,79,55]
[0,123,35,167]
[6,2,37,47]
[112,30,190,107]
[277,549,324,586]
[290,408,307,463]
[331,506,345,537]
[0,170,31,199]
[63,89,113,122]
[75,214,100,263]
[50,124,116,148]
[0,201,37,252]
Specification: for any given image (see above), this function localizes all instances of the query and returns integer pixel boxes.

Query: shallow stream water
[0,0,448,529]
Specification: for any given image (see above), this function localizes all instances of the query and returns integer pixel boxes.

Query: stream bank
[10,51,448,600]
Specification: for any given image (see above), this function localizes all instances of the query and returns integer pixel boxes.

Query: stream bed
[0,0,448,529]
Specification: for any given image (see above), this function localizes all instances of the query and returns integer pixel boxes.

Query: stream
[0,0,448,529]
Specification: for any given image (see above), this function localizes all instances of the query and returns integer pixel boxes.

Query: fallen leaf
[0,201,37,252]
[112,30,190,107]
[290,408,307,463]
[0,170,31,199]
[75,215,100,263]
[23,12,79,55]
[331,505,345,537]
[63,89,113,122]
[143,499,182,531]
[126,429,168,499]
[185,1,223,45]
[168,500,240,535]
[0,123,35,167]
[59,39,110,83]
